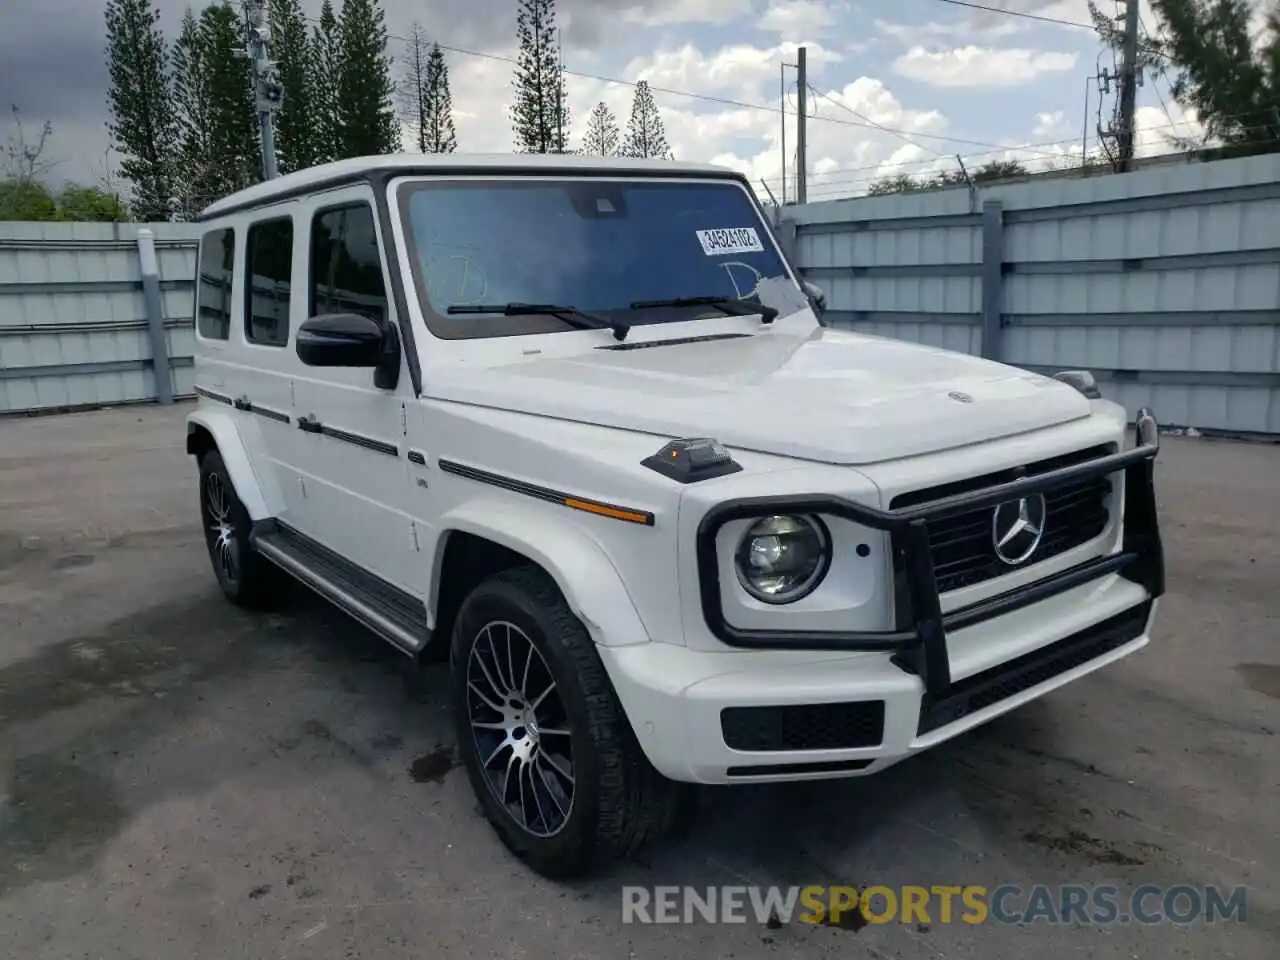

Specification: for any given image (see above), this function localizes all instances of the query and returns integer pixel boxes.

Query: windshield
[397,177,794,339]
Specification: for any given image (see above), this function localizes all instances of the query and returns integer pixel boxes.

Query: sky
[0,0,1218,203]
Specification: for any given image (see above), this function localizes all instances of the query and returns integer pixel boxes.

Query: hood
[426,324,1093,465]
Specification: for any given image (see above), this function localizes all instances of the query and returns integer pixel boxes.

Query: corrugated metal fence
[0,221,200,414]
[779,152,1280,435]
[3,154,1279,432]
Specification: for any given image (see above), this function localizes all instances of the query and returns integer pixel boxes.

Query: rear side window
[245,217,295,346]
[195,227,235,340]
[310,204,389,323]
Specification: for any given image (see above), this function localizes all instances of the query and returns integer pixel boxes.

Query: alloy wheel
[465,620,575,838]
[204,472,239,585]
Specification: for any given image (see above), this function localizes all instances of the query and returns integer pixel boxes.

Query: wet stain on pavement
[1236,662,1280,700]
[409,745,456,784]
[52,553,96,571]
[0,753,128,895]
[0,595,260,725]
[1023,827,1148,866]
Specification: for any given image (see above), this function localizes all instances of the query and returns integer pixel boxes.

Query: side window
[195,227,234,340]
[310,203,389,323]
[245,217,294,346]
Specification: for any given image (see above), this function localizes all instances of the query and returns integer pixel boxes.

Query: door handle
[298,414,323,434]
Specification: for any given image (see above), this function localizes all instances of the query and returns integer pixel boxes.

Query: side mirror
[800,279,827,317]
[296,313,394,369]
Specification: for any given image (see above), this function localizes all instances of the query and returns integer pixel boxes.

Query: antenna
[244,0,281,179]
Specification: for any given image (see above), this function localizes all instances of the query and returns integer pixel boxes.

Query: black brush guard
[695,409,1165,702]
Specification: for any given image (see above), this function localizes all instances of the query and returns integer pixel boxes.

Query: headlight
[734,514,832,604]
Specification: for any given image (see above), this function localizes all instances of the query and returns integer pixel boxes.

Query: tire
[449,565,691,879]
[197,449,282,609]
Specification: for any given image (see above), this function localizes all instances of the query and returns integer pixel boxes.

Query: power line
[316,16,1098,158]
[807,83,947,158]
[916,0,1095,30]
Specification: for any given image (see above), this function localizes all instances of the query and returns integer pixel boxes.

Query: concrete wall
[0,222,201,414]
[785,153,1280,435]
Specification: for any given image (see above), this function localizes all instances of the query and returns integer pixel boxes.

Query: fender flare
[433,499,652,648]
[185,408,274,521]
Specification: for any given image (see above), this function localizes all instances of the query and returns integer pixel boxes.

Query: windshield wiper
[629,295,779,324]
[446,302,630,341]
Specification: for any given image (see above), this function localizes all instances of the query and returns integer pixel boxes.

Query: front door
[288,184,418,594]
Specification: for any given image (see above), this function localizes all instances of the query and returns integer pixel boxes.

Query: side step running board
[250,521,431,656]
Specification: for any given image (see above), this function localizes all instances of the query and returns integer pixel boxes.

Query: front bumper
[603,409,1165,784]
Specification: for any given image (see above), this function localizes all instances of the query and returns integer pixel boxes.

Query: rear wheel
[450,565,691,879]
[198,449,281,608]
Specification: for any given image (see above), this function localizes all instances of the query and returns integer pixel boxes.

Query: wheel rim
[203,472,238,585]
[465,620,575,838]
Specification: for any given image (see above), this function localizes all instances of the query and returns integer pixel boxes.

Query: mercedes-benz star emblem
[948,391,974,403]
[991,494,1048,566]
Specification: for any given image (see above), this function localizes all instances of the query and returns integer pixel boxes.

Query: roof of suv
[198,152,745,220]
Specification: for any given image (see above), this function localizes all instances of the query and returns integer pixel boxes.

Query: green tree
[400,26,456,153]
[104,0,178,220]
[171,1,258,213]
[337,0,400,158]
[269,0,321,173]
[620,81,671,159]
[510,0,569,153]
[0,180,59,220]
[1090,0,1280,156]
[581,101,619,155]
[310,0,343,162]
[423,43,457,153]
[55,185,131,221]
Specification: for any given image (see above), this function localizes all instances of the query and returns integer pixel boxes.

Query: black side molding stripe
[249,404,291,424]
[437,459,655,526]
[194,386,234,406]
[295,415,399,457]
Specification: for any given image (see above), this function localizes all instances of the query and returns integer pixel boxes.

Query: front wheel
[449,565,690,879]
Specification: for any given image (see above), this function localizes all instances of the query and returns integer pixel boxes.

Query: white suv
[185,154,1164,878]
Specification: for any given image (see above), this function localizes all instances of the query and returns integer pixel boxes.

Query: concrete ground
[0,402,1276,960]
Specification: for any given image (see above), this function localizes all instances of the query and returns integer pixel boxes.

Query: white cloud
[875,17,1021,43]
[1032,109,1068,136]
[620,0,753,27]
[758,0,843,41]
[893,45,1078,88]
[623,40,844,102]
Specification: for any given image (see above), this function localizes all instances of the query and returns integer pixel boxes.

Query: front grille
[891,445,1114,593]
[917,601,1151,734]
[721,701,886,751]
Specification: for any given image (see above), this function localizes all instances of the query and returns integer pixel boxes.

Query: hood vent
[597,332,754,351]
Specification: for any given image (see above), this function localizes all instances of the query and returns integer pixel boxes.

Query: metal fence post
[136,228,173,406]
[980,199,1005,361]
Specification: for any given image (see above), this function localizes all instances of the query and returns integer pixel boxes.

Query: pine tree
[337,0,401,158]
[581,101,619,155]
[310,0,343,163]
[171,1,258,209]
[268,0,319,173]
[170,9,211,215]
[104,0,178,220]
[510,0,569,153]
[423,43,457,153]
[621,81,671,159]
[400,22,432,152]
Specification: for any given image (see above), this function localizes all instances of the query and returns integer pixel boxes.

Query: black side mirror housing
[296,313,401,388]
[800,279,827,318]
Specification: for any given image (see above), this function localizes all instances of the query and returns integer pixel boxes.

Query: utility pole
[796,45,808,205]
[244,0,282,180]
[1116,0,1141,171]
